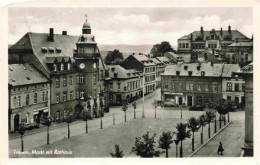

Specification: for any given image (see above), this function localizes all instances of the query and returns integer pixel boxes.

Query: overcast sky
[8,7,253,47]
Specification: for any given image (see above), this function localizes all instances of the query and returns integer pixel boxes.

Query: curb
[188,121,232,157]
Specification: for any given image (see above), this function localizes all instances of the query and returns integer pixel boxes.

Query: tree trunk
[180,141,183,158]
[86,118,88,133]
[124,111,126,122]
[201,126,203,144]
[176,144,178,157]
[134,108,136,119]
[100,117,103,129]
[208,122,211,138]
[228,112,230,122]
[192,132,195,151]
[68,123,70,138]
[166,148,168,158]
[214,116,217,133]
[21,134,24,152]
[219,115,222,129]
[113,114,115,125]
[47,126,49,145]
[155,108,156,119]
[223,115,226,125]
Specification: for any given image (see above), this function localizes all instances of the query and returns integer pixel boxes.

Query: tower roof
[83,14,91,30]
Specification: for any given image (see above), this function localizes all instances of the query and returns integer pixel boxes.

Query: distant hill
[98,44,153,54]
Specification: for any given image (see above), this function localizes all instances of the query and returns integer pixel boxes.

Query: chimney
[220,28,223,35]
[62,31,67,35]
[49,28,54,41]
[228,25,231,33]
[200,26,204,34]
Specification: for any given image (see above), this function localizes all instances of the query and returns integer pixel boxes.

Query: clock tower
[74,15,100,100]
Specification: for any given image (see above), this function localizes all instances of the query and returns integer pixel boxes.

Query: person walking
[217,142,224,155]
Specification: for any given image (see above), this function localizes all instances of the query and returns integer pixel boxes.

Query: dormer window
[53,64,57,71]
[184,66,188,70]
[211,35,214,39]
[114,73,118,78]
[81,36,85,42]
[42,47,47,53]
[56,47,62,53]
[111,68,115,72]
[197,66,201,70]
[176,71,180,76]
[67,63,71,70]
[188,71,193,76]
[201,71,205,76]
[61,63,64,71]
[49,47,54,53]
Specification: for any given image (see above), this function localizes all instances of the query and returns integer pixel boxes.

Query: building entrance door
[187,96,192,106]
[179,97,183,106]
[116,94,122,105]
[14,114,19,131]
[235,97,239,105]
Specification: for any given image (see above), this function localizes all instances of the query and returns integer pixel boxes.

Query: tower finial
[85,14,88,21]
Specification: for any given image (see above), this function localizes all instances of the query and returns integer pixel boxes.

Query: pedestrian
[217,142,224,155]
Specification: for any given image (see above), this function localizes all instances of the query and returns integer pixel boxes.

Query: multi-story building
[152,58,164,88]
[107,65,143,105]
[177,26,251,61]
[8,16,109,122]
[236,62,253,156]
[161,62,240,107]
[8,64,50,132]
[225,39,253,65]
[121,55,156,95]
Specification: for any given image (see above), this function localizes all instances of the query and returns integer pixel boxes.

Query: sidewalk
[191,111,245,157]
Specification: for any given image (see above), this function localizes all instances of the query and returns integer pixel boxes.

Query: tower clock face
[79,63,85,69]
[93,62,96,69]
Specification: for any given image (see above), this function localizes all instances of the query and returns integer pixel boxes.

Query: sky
[8,7,253,48]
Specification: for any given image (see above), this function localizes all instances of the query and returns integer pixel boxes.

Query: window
[227,83,232,91]
[26,94,30,105]
[80,75,85,83]
[245,54,249,62]
[18,96,21,107]
[61,63,64,71]
[64,110,68,119]
[70,76,73,85]
[76,75,79,84]
[227,96,231,102]
[67,63,71,70]
[56,111,60,120]
[34,93,37,104]
[53,64,57,71]
[186,83,190,90]
[13,97,16,107]
[179,43,182,48]
[56,77,60,88]
[70,91,74,100]
[93,74,96,84]
[117,83,121,90]
[63,93,67,102]
[205,84,209,91]
[186,43,189,48]
[110,82,113,90]
[212,83,218,93]
[56,94,60,103]
[133,81,135,89]
[182,43,185,48]
[190,83,193,91]
[76,91,80,99]
[235,83,239,92]
[136,80,138,88]
[109,93,113,101]
[80,90,84,99]
[42,91,45,101]
[45,91,48,101]
[164,83,168,89]
[81,47,84,53]
[63,77,67,87]
[197,84,201,91]
[179,83,182,90]
[242,84,245,92]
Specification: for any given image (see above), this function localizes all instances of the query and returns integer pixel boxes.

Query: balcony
[73,53,100,59]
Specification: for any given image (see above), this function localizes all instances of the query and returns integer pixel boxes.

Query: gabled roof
[236,62,253,74]
[107,65,142,79]
[228,41,253,47]
[9,64,49,86]
[9,32,79,75]
[151,58,162,65]
[132,55,156,66]
[179,29,249,41]
[162,63,240,78]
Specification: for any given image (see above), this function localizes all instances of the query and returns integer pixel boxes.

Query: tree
[205,110,216,138]
[158,131,174,158]
[65,110,75,138]
[81,110,90,133]
[187,117,200,151]
[207,101,217,133]
[215,99,229,127]
[18,123,25,152]
[104,49,124,65]
[198,114,207,144]
[41,116,52,145]
[110,144,124,158]
[132,102,136,119]
[153,100,158,119]
[131,132,162,157]
[122,103,128,122]
[176,122,191,157]
[150,41,175,57]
